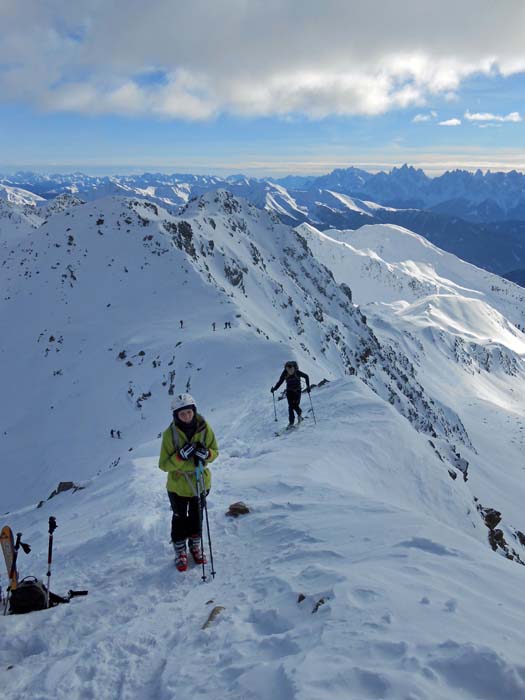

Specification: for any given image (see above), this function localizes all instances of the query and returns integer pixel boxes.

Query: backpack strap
[171,423,180,452]
[197,425,208,447]
[194,416,208,446]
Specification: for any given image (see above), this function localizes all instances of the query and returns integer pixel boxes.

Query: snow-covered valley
[1,191,525,700]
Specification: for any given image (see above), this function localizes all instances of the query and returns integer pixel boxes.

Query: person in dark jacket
[271,360,310,426]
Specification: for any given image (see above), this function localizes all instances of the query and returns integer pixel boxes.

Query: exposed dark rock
[226,501,250,517]
[481,507,502,530]
[515,530,525,547]
[312,597,326,613]
[47,481,85,501]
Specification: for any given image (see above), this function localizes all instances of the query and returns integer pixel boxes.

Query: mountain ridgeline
[1,190,476,510]
[2,165,525,281]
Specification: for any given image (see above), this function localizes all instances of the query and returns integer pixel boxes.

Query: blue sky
[0,1,524,177]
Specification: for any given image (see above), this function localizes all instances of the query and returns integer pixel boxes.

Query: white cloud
[413,110,438,122]
[439,118,462,126]
[0,1,524,119]
[464,110,521,122]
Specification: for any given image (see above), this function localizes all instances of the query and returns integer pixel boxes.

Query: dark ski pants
[286,390,302,424]
[168,491,201,543]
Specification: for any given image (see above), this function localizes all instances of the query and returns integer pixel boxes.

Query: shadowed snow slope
[1,195,525,700]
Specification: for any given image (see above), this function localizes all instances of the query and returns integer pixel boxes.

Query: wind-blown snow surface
[2,195,525,699]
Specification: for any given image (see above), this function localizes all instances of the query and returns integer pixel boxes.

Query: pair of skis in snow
[274,413,310,437]
[0,525,31,610]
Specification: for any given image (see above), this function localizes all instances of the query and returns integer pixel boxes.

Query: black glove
[306,387,311,394]
[178,442,195,460]
[194,444,210,461]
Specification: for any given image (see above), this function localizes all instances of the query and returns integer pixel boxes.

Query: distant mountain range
[1,165,525,282]
[282,164,525,222]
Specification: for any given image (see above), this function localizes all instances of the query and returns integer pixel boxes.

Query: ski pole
[45,517,57,608]
[198,462,216,579]
[272,391,277,422]
[308,390,317,425]
[194,465,207,582]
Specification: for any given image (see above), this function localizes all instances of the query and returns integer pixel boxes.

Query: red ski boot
[189,537,207,565]
[174,542,188,572]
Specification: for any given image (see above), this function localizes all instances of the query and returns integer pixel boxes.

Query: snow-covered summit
[37,192,87,217]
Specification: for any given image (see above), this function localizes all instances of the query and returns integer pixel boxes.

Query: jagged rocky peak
[180,188,251,217]
[39,192,87,217]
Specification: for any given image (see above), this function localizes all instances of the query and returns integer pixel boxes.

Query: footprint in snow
[247,608,294,635]
[353,587,381,603]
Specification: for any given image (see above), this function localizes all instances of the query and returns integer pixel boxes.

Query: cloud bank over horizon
[2,0,525,120]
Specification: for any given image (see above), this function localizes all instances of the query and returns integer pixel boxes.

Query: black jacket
[274,369,310,393]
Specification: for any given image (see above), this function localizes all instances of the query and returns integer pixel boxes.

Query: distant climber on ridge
[271,360,310,427]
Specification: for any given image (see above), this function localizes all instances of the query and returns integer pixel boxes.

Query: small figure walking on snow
[271,360,310,427]
[158,394,219,572]
[224,321,232,329]
[180,320,184,329]
[212,322,216,332]
[110,429,115,438]
[117,430,121,439]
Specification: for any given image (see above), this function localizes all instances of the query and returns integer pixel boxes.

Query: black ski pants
[168,491,201,543]
[286,389,302,424]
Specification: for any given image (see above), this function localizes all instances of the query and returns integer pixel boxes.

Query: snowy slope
[298,221,525,543]
[1,191,468,512]
[0,198,42,243]
[2,379,525,700]
[2,194,525,700]
[0,184,45,208]
[297,222,525,329]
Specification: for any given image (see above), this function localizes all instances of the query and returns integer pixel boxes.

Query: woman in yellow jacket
[158,393,219,571]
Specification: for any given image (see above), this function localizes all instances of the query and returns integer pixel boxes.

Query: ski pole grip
[48,516,57,534]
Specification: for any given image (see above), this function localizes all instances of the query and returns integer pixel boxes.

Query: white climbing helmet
[171,393,196,413]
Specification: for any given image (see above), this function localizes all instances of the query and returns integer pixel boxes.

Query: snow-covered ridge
[297,218,525,553]
[3,170,525,279]
[298,222,525,331]
[1,190,472,513]
[0,183,45,207]
[37,193,87,217]
[2,190,525,699]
